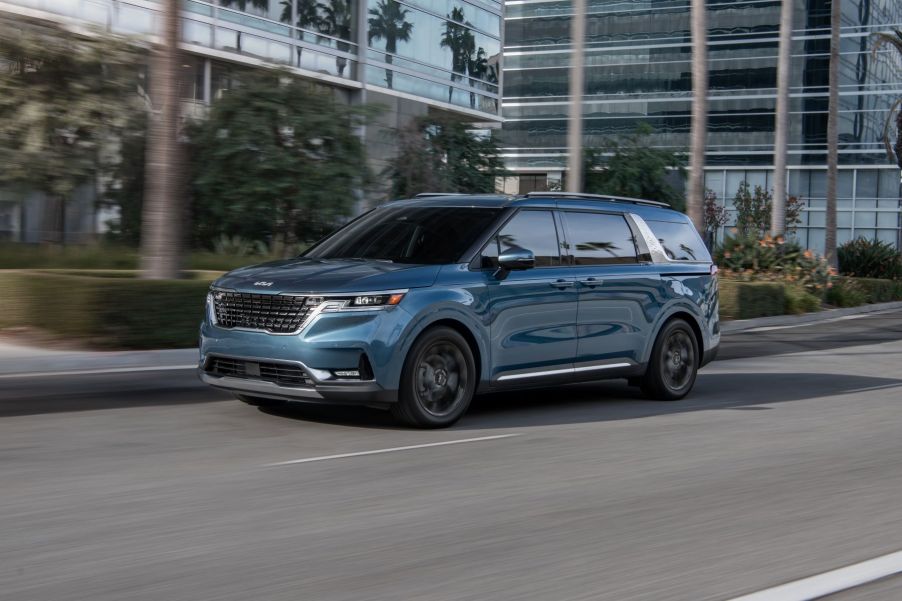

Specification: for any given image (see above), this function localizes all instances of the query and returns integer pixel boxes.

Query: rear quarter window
[646,220,711,262]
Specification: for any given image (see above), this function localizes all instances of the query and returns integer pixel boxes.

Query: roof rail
[414,192,469,198]
[523,191,670,208]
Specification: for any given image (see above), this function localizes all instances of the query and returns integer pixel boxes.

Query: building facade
[501,0,902,251]
[0,0,503,242]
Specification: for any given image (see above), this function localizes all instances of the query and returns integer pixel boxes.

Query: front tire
[640,319,699,401]
[392,326,477,428]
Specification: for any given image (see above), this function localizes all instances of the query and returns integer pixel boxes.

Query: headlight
[349,293,405,307]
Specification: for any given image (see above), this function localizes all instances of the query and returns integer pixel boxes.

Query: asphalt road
[2,311,902,600]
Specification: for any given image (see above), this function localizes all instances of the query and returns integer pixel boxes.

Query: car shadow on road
[257,372,902,430]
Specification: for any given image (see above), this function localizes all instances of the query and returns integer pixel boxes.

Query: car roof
[388,193,689,222]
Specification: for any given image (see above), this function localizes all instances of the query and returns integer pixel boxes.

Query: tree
[319,0,353,76]
[219,0,269,53]
[141,0,184,279]
[281,0,323,67]
[687,0,708,231]
[368,0,414,89]
[771,0,795,235]
[871,29,902,168]
[440,7,474,104]
[732,181,772,239]
[191,71,369,255]
[703,189,728,247]
[387,115,507,198]
[0,19,141,245]
[730,181,805,240]
[583,123,687,211]
[566,0,587,192]
[825,0,840,268]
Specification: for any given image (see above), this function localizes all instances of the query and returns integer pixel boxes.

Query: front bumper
[198,306,411,406]
[198,365,396,406]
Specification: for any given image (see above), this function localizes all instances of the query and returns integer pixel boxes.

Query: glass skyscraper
[0,0,502,241]
[501,0,902,251]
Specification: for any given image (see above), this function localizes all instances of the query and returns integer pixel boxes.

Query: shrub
[837,238,902,280]
[715,235,832,297]
[718,279,786,320]
[825,278,868,308]
[784,285,822,314]
[0,270,215,349]
[844,277,902,303]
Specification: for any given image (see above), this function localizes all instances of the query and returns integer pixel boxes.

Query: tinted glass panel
[648,220,711,262]
[306,206,501,264]
[562,212,637,265]
[485,210,560,267]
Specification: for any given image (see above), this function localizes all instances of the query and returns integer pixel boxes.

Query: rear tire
[391,326,476,428]
[236,394,287,407]
[640,319,699,401]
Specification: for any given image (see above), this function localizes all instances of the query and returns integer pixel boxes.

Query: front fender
[387,289,491,391]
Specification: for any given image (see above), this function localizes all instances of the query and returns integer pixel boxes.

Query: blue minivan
[199,193,719,427]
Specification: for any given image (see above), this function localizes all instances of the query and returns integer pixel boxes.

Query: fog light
[334,369,360,378]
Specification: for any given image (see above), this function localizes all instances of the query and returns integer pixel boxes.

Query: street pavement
[1,311,902,600]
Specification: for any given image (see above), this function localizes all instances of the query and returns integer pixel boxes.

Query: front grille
[212,291,311,333]
[206,357,314,387]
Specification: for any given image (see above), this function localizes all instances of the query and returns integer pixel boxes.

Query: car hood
[212,258,441,294]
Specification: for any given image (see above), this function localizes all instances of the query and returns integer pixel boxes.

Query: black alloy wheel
[641,318,699,401]
[393,326,476,428]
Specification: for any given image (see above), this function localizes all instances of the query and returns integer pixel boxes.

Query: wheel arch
[643,307,705,365]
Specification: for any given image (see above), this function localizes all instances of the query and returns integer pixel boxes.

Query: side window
[481,210,560,268]
[562,211,638,265]
[647,220,711,262]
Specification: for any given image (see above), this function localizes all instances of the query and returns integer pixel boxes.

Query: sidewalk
[0,341,197,377]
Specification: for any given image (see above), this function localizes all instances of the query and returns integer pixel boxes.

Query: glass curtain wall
[364,0,502,112]
[502,0,902,247]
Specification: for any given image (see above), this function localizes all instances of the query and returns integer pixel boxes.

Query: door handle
[579,277,603,288]
[550,279,575,289]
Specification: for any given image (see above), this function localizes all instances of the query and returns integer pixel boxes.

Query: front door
[482,209,578,382]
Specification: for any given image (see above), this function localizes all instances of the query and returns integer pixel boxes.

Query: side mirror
[498,248,535,271]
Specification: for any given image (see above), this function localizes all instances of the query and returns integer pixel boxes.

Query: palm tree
[140,0,183,279]
[368,0,414,89]
[771,0,794,236]
[871,30,902,168]
[468,47,488,110]
[318,0,352,76]
[281,0,322,67]
[565,0,586,192]
[687,0,708,232]
[219,0,269,53]
[825,0,840,267]
[440,7,474,104]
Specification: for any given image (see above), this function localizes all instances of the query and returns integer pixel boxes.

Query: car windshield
[304,205,503,265]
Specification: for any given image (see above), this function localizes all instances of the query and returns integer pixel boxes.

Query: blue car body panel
[199,195,719,406]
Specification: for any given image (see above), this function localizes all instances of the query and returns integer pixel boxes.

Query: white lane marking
[0,365,196,379]
[727,549,902,601]
[265,433,522,467]
[742,312,886,333]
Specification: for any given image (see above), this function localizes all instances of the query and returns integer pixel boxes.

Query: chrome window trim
[627,213,712,265]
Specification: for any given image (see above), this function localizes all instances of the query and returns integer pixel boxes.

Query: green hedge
[718,280,788,320]
[0,243,278,272]
[0,270,215,349]
[849,277,902,303]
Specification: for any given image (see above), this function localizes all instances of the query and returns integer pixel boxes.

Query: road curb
[720,300,902,333]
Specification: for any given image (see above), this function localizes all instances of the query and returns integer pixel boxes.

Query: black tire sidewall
[395,327,477,428]
[645,319,699,400]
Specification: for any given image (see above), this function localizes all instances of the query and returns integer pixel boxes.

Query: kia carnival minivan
[199,193,719,427]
